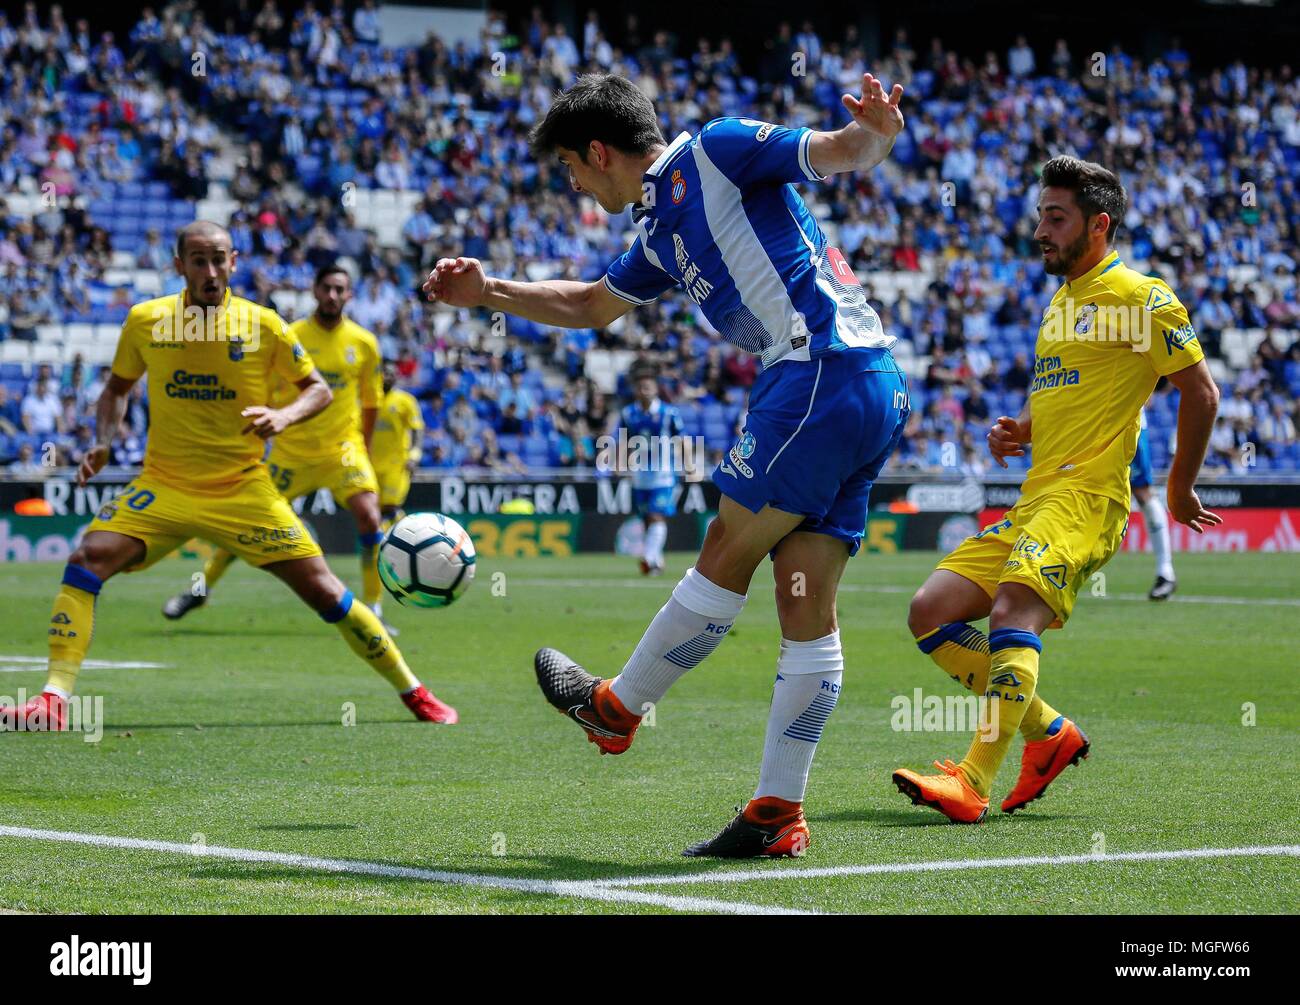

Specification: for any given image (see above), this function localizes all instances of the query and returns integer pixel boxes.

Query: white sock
[754,632,843,803]
[1143,494,1175,580]
[610,567,746,715]
[644,520,668,567]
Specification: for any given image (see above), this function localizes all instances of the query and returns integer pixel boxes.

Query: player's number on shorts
[268,464,293,492]
[124,489,155,511]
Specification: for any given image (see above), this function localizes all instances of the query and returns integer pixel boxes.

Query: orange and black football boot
[683,797,810,858]
[534,648,640,754]
[892,759,990,823]
[1002,718,1089,814]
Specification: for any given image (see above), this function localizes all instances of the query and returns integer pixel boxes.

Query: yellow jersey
[1022,250,1204,507]
[371,386,424,473]
[110,290,314,491]
[271,314,382,462]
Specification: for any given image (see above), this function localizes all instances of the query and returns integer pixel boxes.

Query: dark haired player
[897,157,1220,822]
[426,72,910,857]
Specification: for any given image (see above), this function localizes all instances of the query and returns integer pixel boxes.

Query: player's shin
[752,632,842,815]
[644,520,668,568]
[1143,494,1175,581]
[609,567,746,715]
[45,564,102,697]
[957,628,1041,798]
[203,549,237,592]
[320,588,419,692]
[358,530,384,612]
[916,621,1061,742]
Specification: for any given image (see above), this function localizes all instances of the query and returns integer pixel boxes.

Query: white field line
[593,844,1300,888]
[0,825,812,916]
[511,578,1300,607]
[0,655,169,673]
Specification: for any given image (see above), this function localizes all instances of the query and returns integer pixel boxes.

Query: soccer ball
[378,512,476,608]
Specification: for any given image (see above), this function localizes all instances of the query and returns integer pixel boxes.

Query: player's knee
[907,586,943,638]
[775,586,836,639]
[359,508,383,536]
[988,584,1049,633]
[69,537,127,581]
[300,568,347,614]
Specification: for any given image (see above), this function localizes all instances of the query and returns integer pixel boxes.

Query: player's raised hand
[842,72,904,139]
[1167,484,1223,535]
[241,405,288,439]
[988,415,1027,469]
[77,444,109,487]
[423,257,487,308]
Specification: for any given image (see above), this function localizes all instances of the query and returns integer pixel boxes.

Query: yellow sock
[203,549,237,592]
[916,622,1061,741]
[1019,691,1063,742]
[957,628,1041,798]
[45,565,104,696]
[321,589,418,692]
[916,622,990,692]
[359,531,384,610]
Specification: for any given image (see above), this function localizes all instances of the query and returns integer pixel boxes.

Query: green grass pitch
[0,550,1296,914]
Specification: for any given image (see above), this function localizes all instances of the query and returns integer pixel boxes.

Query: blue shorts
[1130,427,1153,489]
[713,346,909,556]
[633,485,676,518]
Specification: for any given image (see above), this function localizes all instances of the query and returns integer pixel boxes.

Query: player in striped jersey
[426,72,910,857]
[616,364,684,576]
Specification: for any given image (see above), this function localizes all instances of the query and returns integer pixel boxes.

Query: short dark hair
[1040,156,1127,241]
[529,74,665,161]
[175,220,231,257]
[314,262,351,287]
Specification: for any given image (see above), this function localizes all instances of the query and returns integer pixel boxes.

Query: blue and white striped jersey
[620,397,683,489]
[604,117,894,369]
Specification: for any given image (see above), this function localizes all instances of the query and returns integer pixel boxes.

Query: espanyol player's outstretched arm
[807,72,905,177]
[422,256,633,330]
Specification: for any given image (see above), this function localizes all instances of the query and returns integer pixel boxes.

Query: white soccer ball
[378,512,476,608]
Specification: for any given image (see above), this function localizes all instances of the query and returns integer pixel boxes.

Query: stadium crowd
[1,2,1299,478]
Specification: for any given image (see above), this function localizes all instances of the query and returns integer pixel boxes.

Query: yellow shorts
[85,468,323,571]
[374,464,411,510]
[936,489,1129,627]
[266,443,379,504]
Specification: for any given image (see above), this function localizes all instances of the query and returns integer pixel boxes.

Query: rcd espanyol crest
[670,168,686,204]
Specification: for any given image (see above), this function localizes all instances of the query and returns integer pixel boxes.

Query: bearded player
[0,222,456,730]
[896,157,1219,822]
[162,264,393,626]
[427,73,909,857]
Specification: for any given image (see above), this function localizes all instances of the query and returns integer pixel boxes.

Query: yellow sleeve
[360,334,382,410]
[111,306,148,382]
[271,312,316,385]
[1136,280,1204,377]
